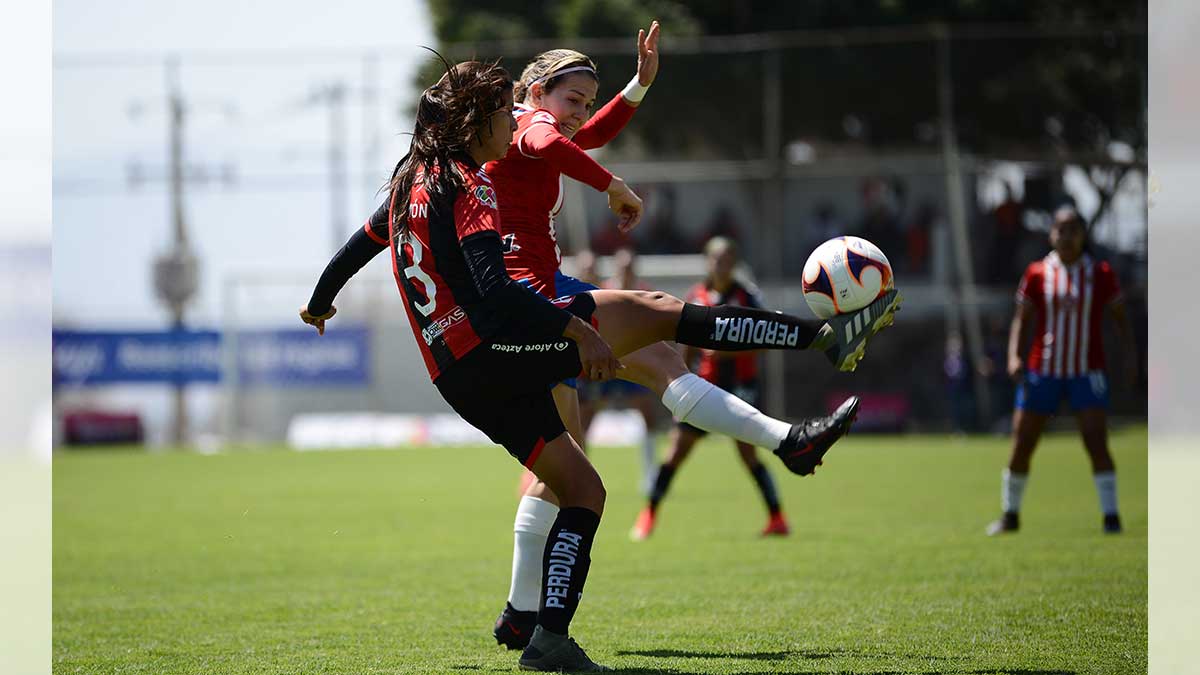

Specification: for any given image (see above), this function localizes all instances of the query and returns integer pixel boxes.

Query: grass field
[53,427,1147,675]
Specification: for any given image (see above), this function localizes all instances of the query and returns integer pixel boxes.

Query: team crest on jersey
[473,185,498,209]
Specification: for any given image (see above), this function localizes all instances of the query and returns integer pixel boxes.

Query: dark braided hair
[387,55,512,242]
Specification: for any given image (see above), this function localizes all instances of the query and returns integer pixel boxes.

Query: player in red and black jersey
[631,237,790,541]
[300,58,885,672]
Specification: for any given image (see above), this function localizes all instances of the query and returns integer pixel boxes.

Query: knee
[649,291,684,315]
[585,474,607,515]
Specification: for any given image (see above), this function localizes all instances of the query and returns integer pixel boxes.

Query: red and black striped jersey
[363,162,508,381]
[686,279,763,384]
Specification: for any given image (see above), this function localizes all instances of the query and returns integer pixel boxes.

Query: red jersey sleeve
[1015,263,1040,306]
[454,173,501,240]
[517,117,613,192]
[685,283,707,305]
[1095,260,1124,306]
[572,94,636,150]
[362,198,390,245]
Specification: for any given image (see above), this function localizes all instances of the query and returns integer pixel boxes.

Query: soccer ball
[802,236,894,319]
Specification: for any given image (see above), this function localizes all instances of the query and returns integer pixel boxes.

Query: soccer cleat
[986,511,1020,536]
[629,506,656,542]
[493,602,537,650]
[772,396,860,476]
[1103,513,1122,534]
[822,289,902,372]
[518,625,611,672]
[761,512,790,536]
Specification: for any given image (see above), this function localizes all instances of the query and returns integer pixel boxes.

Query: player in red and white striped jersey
[987,207,1138,536]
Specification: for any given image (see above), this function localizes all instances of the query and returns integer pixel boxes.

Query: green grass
[53,428,1147,674]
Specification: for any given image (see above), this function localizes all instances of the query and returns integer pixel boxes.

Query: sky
[52,0,435,328]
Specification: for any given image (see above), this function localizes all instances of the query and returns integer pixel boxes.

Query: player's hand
[1006,354,1023,381]
[300,304,336,336]
[606,177,643,232]
[636,20,660,87]
[564,316,623,381]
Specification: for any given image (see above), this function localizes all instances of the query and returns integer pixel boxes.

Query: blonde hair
[704,236,738,258]
[514,49,598,104]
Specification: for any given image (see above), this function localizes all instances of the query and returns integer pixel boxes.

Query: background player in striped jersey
[987,206,1137,536]
[631,237,790,541]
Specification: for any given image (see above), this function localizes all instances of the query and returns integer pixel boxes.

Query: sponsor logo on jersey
[472,184,498,209]
[421,307,466,346]
[490,341,571,354]
[544,529,583,609]
[711,317,802,347]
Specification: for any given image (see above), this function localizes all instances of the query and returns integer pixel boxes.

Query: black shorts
[434,293,596,466]
[678,379,761,437]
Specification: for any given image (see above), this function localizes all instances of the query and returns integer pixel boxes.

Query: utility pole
[152,56,199,447]
[935,24,992,426]
[302,82,351,253]
[129,57,235,446]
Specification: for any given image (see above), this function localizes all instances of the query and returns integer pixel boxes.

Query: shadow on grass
[606,650,1076,675]
[615,648,793,660]
[614,647,961,661]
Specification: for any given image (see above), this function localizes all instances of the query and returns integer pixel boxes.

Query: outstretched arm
[521,123,644,231]
[301,202,391,334]
[572,20,659,150]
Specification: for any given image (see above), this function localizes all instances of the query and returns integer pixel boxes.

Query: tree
[416,0,1145,163]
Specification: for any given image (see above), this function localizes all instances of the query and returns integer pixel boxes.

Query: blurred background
[51,0,1147,450]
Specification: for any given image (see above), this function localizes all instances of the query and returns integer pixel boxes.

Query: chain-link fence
[52,24,1147,444]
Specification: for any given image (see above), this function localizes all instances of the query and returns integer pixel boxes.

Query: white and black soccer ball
[802,236,894,319]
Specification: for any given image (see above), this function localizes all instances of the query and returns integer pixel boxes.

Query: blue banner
[235,328,370,386]
[52,328,370,387]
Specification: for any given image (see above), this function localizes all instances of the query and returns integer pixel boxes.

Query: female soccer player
[486,25,901,651]
[630,237,790,541]
[301,58,888,672]
[986,206,1137,536]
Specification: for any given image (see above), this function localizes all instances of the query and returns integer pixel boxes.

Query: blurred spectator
[589,214,631,255]
[804,201,842,254]
[944,331,977,433]
[696,204,744,251]
[857,177,904,258]
[637,185,686,254]
[988,183,1024,282]
[573,249,601,287]
[904,199,936,276]
[604,246,651,291]
[979,315,1015,434]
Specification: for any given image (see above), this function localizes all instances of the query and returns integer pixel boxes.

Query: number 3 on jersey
[402,237,438,316]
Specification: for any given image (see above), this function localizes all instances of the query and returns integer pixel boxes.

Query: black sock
[648,464,677,512]
[749,463,781,515]
[538,506,600,635]
[676,303,823,351]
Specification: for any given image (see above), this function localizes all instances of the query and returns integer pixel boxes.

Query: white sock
[1094,471,1118,516]
[1001,468,1028,514]
[507,495,558,612]
[640,432,657,496]
[661,374,791,450]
